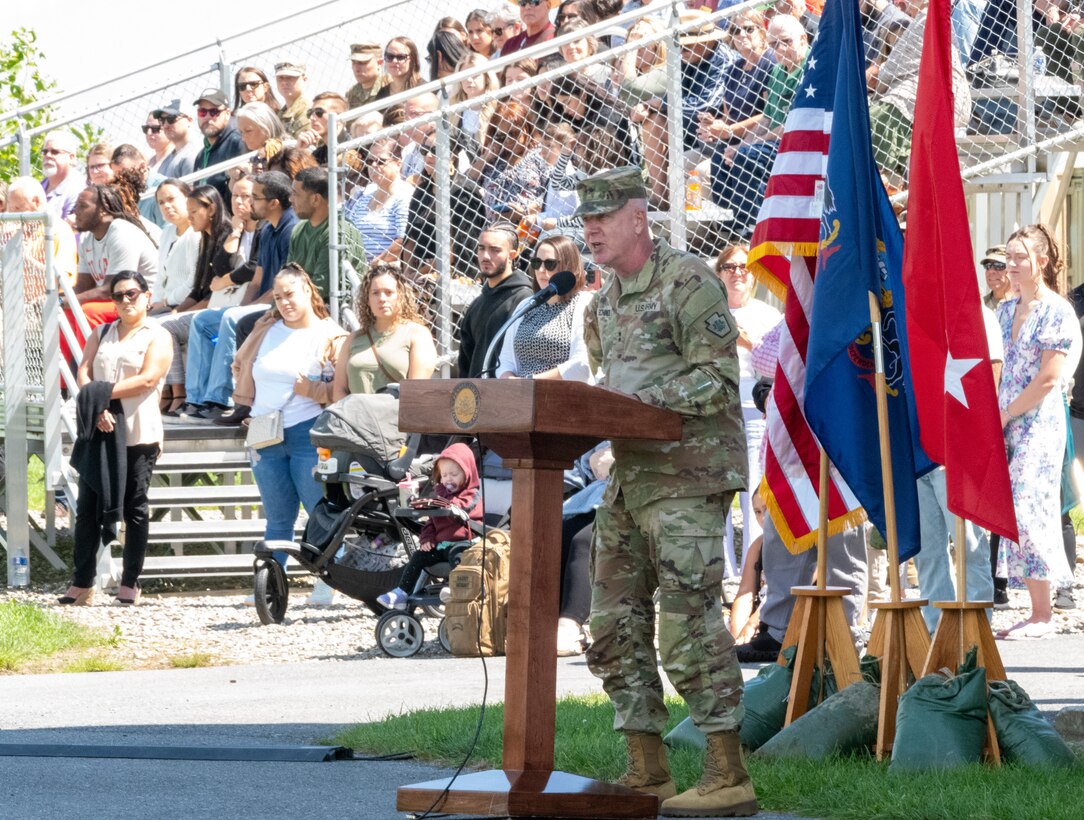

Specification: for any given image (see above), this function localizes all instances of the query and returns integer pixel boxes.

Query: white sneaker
[243,594,255,606]
[557,617,587,656]
[306,578,337,606]
[376,587,409,610]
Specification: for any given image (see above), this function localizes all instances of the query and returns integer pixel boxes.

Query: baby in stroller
[377,442,482,610]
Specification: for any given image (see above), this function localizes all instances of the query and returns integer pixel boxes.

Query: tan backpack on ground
[443,529,511,657]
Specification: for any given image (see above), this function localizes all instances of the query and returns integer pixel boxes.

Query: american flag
[747,0,865,552]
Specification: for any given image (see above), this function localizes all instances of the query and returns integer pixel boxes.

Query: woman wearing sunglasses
[343,137,413,263]
[232,66,282,112]
[60,271,173,606]
[495,233,592,382]
[375,37,424,101]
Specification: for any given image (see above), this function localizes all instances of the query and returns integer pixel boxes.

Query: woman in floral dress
[996,224,1077,639]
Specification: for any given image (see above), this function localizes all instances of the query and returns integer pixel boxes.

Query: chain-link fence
[315,1,1084,372]
[0,0,492,179]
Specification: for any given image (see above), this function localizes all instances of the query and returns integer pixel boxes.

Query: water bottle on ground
[11,554,29,586]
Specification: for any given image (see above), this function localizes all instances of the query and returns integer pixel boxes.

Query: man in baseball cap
[192,87,244,204]
[347,42,384,108]
[153,98,200,177]
[981,244,1010,309]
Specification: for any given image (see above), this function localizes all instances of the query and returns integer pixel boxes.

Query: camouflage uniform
[579,168,748,736]
[346,42,385,110]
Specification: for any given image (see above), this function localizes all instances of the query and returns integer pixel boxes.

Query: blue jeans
[186,304,269,406]
[709,140,778,235]
[250,416,323,553]
[914,469,994,633]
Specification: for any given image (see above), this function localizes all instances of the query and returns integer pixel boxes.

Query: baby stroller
[251,392,437,631]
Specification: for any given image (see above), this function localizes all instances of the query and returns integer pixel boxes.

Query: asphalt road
[0,638,1080,819]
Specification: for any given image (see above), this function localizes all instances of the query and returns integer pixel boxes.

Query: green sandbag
[665,647,839,753]
[988,679,1078,767]
[666,648,797,752]
[755,655,882,760]
[739,646,797,751]
[664,715,707,752]
[755,680,880,760]
[889,650,988,772]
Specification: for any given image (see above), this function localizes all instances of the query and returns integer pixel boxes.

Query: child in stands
[377,442,482,609]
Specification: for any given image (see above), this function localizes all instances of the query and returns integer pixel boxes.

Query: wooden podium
[396,379,682,819]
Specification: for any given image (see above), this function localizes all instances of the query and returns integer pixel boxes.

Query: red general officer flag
[902,0,1018,541]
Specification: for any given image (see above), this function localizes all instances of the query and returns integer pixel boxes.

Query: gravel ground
[3,585,418,671]
[3,555,1081,674]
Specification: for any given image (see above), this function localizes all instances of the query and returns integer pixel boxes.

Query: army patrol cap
[574,166,648,217]
[981,245,1007,266]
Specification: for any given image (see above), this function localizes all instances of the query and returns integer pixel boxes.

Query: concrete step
[153,450,253,473]
[147,483,263,508]
[146,518,302,545]
[135,553,309,579]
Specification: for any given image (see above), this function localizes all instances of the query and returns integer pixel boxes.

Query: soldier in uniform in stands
[578,166,757,818]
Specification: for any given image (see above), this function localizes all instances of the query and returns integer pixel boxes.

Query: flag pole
[954,514,967,602]
[817,449,830,589]
[816,449,829,703]
[780,447,862,726]
[867,291,902,603]
[866,290,931,758]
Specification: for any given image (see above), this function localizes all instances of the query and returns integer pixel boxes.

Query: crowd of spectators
[3,0,1080,633]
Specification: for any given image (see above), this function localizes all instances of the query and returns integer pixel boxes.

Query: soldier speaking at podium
[578,167,757,818]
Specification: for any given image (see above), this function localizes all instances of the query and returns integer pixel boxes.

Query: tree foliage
[0,28,58,183]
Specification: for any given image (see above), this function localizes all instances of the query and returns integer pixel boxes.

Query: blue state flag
[802,0,934,559]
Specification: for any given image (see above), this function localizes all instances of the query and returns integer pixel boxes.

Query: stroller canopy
[310,393,406,463]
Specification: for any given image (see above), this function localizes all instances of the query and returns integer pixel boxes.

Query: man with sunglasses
[981,245,1011,310]
[502,0,558,56]
[192,88,245,206]
[153,100,202,179]
[296,91,349,166]
[39,130,84,224]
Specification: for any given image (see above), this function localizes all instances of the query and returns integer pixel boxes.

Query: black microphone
[481,270,577,378]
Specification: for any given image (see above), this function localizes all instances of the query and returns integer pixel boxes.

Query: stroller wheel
[375,611,425,658]
[437,618,452,653]
[254,562,289,625]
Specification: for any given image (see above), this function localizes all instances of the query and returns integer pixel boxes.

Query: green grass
[334,695,1083,820]
[28,456,46,512]
[0,599,111,671]
[169,652,215,668]
[61,655,126,673]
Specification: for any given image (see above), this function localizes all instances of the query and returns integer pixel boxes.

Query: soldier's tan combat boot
[616,732,676,801]
[660,731,758,817]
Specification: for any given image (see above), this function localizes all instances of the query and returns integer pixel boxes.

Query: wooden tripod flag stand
[778,451,862,726]
[920,515,1003,764]
[862,292,931,760]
